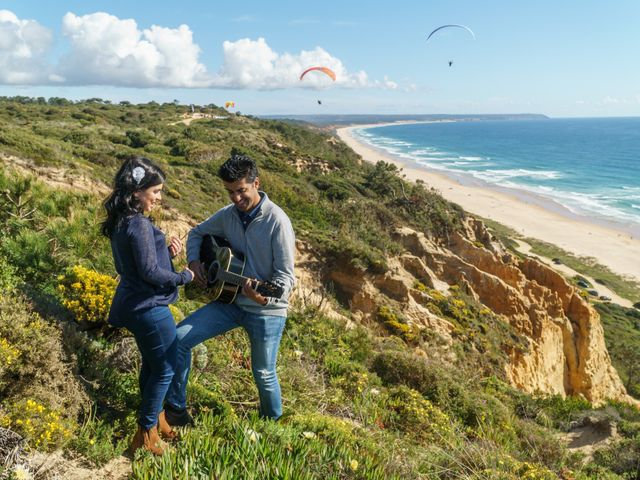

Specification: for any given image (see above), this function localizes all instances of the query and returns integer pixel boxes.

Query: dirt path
[26,451,131,480]
[561,417,619,464]
[168,112,230,126]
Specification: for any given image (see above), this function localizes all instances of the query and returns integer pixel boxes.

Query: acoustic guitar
[184,235,284,304]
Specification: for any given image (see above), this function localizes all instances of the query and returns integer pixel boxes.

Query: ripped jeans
[165,302,286,419]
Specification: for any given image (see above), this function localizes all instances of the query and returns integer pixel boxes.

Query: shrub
[0,294,88,422]
[126,129,153,148]
[0,255,19,291]
[384,385,454,441]
[0,398,73,450]
[377,305,417,342]
[593,436,640,474]
[372,350,491,427]
[57,265,117,325]
[0,337,21,386]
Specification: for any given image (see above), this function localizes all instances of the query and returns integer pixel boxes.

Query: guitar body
[208,246,245,303]
[184,234,285,304]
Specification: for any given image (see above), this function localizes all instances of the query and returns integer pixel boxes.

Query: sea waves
[352,119,640,227]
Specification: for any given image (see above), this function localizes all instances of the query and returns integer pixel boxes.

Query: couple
[102,153,296,456]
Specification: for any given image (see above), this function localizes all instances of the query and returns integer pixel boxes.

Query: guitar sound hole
[208,262,220,286]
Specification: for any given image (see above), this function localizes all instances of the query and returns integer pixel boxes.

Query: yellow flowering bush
[480,456,558,480]
[0,336,22,391]
[377,305,417,342]
[412,280,429,292]
[57,265,116,324]
[1,398,73,450]
[385,385,454,441]
[333,370,372,397]
[0,337,21,372]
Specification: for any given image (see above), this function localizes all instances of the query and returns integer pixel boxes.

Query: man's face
[223,177,261,212]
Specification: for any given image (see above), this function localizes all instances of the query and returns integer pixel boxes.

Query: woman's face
[135,183,163,213]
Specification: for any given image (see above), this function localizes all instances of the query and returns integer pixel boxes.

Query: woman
[102,156,193,456]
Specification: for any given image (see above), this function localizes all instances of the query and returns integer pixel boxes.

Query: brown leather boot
[128,425,166,457]
[158,410,178,441]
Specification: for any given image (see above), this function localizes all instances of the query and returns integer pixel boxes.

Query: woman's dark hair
[101,156,166,237]
[218,154,258,183]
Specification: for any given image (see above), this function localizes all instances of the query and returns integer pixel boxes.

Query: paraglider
[448,61,453,67]
[225,101,235,109]
[426,24,475,43]
[299,66,336,82]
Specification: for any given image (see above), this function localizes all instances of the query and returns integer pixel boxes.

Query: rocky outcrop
[321,220,631,405]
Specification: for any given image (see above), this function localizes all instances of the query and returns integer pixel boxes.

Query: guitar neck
[216,268,253,287]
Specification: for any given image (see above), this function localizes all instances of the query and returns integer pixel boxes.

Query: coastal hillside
[1,97,640,479]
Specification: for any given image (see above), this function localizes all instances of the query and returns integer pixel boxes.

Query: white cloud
[58,12,210,87]
[0,10,396,91]
[331,20,358,27]
[289,18,321,26]
[231,15,257,23]
[0,10,53,84]
[212,37,375,90]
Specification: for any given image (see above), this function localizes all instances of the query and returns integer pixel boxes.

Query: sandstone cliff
[299,218,631,405]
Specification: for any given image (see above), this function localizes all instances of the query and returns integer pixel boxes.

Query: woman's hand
[168,236,183,258]
[184,267,195,283]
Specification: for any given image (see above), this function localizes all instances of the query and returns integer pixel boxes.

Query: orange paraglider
[299,67,336,82]
[225,101,235,109]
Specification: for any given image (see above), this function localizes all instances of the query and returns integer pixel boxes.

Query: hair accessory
[132,166,145,185]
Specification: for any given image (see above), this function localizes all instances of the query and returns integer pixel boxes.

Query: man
[164,153,296,423]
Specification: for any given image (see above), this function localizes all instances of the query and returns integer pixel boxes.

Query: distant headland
[261,113,549,126]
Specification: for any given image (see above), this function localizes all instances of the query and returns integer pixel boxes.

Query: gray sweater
[186,192,296,316]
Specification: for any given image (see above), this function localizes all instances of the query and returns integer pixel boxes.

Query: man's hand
[242,279,268,306]
[168,236,183,258]
[188,260,207,287]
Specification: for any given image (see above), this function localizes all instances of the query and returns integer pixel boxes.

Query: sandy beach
[337,124,640,286]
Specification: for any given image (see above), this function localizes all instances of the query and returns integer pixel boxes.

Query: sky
[0,1,639,117]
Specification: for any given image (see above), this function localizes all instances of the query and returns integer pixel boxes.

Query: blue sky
[0,1,638,117]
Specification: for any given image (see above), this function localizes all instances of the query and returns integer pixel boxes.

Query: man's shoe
[164,404,193,427]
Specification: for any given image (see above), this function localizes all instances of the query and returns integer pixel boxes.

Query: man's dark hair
[218,154,258,183]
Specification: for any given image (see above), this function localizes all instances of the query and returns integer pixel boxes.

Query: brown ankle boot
[128,425,166,457]
[158,410,178,441]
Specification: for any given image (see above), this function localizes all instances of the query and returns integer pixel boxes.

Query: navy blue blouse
[108,213,192,326]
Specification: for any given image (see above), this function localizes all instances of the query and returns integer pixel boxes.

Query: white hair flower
[132,166,145,184]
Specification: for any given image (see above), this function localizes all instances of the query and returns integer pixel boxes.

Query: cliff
[301,218,631,405]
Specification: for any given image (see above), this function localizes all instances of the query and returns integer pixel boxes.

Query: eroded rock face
[318,221,630,405]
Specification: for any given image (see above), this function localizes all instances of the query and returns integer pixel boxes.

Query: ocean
[353,118,640,234]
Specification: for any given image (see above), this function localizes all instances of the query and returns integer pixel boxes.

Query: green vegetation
[0,96,464,274]
[596,302,640,398]
[0,98,639,479]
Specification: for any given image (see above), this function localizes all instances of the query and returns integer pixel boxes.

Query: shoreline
[336,123,640,285]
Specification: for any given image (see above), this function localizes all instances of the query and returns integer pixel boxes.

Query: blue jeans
[123,306,177,430]
[165,302,286,419]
